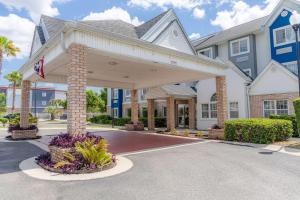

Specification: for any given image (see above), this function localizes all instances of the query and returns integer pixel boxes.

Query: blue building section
[111,89,123,118]
[270,9,299,65]
[31,89,55,113]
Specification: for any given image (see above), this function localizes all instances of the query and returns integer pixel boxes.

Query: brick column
[67,44,87,135]
[20,80,31,128]
[166,97,175,131]
[131,89,139,124]
[147,99,155,131]
[216,76,228,128]
[188,98,196,130]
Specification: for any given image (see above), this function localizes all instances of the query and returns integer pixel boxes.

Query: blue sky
[0,0,280,88]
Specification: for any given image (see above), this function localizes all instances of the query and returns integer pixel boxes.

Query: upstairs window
[230,37,250,56]
[198,47,213,58]
[42,92,47,97]
[124,89,131,102]
[274,25,296,47]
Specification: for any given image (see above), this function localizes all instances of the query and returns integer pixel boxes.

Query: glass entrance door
[177,104,189,128]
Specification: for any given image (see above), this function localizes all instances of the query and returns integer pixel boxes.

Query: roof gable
[250,60,298,95]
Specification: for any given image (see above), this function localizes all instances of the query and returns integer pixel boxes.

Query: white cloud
[189,32,201,40]
[0,0,70,23]
[0,14,35,58]
[83,7,143,26]
[211,0,280,30]
[193,7,205,19]
[128,0,209,10]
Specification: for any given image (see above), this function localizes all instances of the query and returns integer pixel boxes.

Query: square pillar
[147,99,155,131]
[67,44,87,135]
[188,98,196,130]
[20,80,31,128]
[131,89,139,124]
[216,76,228,128]
[166,97,175,131]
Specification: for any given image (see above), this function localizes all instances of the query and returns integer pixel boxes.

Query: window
[263,100,288,117]
[198,47,213,58]
[113,89,118,99]
[230,102,239,118]
[140,89,148,101]
[201,93,218,119]
[42,101,47,106]
[283,61,298,74]
[113,108,118,118]
[230,37,250,56]
[273,25,297,47]
[243,69,252,77]
[42,92,47,97]
[124,89,131,102]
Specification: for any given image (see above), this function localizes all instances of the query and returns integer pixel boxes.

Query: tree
[4,71,22,113]
[86,90,105,113]
[0,36,20,74]
[44,100,64,120]
[99,88,107,112]
[0,93,6,115]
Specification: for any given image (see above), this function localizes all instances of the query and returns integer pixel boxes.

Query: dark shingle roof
[135,10,169,38]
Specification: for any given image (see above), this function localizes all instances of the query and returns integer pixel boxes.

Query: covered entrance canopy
[19,22,229,135]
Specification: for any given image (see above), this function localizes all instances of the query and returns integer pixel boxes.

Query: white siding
[153,21,194,55]
[255,31,271,74]
[196,68,249,130]
[250,62,298,95]
[217,42,228,60]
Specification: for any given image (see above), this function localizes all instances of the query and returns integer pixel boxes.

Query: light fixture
[87,71,93,74]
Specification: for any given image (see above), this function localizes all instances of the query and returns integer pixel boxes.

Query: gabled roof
[250,60,297,89]
[135,10,169,38]
[41,15,65,39]
[194,16,268,49]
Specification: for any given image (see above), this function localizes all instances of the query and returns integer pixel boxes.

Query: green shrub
[224,119,293,144]
[5,113,37,126]
[113,118,131,126]
[139,117,167,128]
[89,115,112,124]
[293,98,300,136]
[270,114,298,137]
[0,118,8,127]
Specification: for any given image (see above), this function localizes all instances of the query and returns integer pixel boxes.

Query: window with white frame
[263,100,288,117]
[283,61,298,74]
[112,89,118,99]
[140,89,148,101]
[198,47,213,58]
[42,92,47,97]
[229,102,239,118]
[230,37,250,56]
[201,93,218,119]
[273,25,297,47]
[42,101,47,106]
[243,68,252,77]
[113,108,118,118]
[124,89,131,102]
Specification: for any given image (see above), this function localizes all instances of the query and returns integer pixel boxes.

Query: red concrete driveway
[93,131,199,154]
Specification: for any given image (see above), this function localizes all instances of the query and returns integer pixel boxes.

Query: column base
[10,129,39,140]
[125,122,145,131]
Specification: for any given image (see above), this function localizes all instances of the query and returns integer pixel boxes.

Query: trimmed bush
[293,98,300,136]
[270,114,298,137]
[89,115,112,124]
[225,119,293,144]
[139,117,167,128]
[113,118,131,126]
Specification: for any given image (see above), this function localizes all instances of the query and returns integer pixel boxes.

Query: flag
[34,57,45,78]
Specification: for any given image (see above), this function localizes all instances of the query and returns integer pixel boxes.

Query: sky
[0,0,282,88]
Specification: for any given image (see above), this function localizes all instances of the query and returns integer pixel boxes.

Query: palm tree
[4,71,22,113]
[0,36,20,74]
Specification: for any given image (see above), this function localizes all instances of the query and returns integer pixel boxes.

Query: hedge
[224,119,293,144]
[270,114,298,137]
[89,114,167,127]
[293,98,300,136]
[0,118,8,127]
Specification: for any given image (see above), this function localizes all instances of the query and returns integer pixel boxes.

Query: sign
[34,57,45,78]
